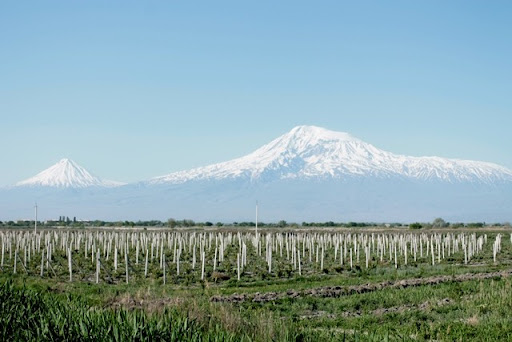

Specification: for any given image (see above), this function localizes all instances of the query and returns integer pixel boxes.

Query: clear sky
[1,1,511,186]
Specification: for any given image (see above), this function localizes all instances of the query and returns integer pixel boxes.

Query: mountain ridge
[2,126,512,222]
[149,125,512,185]
[13,126,512,188]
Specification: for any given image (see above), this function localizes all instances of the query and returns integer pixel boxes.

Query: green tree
[409,222,422,229]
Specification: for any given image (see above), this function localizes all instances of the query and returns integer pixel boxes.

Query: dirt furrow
[210,269,512,303]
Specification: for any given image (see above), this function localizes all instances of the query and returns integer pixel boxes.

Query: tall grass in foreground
[0,278,409,341]
[0,280,243,341]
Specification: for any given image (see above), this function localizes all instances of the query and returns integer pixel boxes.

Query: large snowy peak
[15,158,124,188]
[150,125,512,184]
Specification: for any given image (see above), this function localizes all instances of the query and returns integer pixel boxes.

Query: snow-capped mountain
[2,127,512,222]
[150,125,512,185]
[15,158,124,188]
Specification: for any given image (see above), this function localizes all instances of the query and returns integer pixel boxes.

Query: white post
[68,247,72,282]
[114,246,118,271]
[40,249,44,277]
[201,251,205,280]
[96,249,100,284]
[163,253,166,285]
[394,243,398,269]
[14,249,17,274]
[237,253,240,281]
[145,249,148,277]
[431,238,435,266]
[176,249,180,275]
[125,243,129,284]
[350,248,353,269]
[297,249,301,276]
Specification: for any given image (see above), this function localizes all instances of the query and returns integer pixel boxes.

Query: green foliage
[2,227,512,340]
[409,222,422,229]
[0,280,241,341]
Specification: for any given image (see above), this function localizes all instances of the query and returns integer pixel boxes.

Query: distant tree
[183,219,195,227]
[216,222,224,227]
[432,218,448,228]
[204,221,213,227]
[277,220,287,228]
[167,218,176,228]
[409,222,422,229]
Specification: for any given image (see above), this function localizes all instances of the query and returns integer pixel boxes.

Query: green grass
[0,279,246,341]
[2,229,512,341]
[4,269,512,341]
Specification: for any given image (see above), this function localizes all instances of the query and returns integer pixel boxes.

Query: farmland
[2,227,512,341]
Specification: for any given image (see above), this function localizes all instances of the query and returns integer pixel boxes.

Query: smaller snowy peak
[15,158,125,188]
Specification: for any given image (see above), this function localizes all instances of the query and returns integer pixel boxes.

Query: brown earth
[210,269,512,304]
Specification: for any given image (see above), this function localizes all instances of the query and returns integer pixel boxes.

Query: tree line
[0,217,509,229]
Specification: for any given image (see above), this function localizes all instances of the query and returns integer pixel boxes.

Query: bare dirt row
[210,269,512,303]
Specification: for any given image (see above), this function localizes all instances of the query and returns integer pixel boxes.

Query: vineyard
[0,228,507,284]
[3,227,512,341]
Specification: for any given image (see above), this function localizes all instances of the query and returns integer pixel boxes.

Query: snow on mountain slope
[150,125,512,184]
[15,158,125,188]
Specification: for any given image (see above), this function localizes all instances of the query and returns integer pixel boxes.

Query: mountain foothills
[1,126,511,222]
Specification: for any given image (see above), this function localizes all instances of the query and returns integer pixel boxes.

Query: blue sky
[1,1,511,186]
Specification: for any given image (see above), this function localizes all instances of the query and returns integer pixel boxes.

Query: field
[2,227,512,341]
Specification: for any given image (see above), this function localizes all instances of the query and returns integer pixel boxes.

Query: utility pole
[255,200,258,234]
[34,202,38,233]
